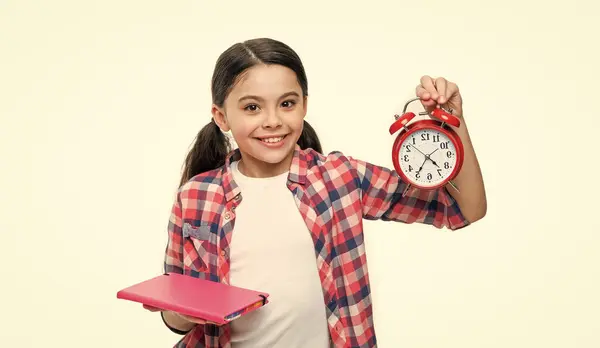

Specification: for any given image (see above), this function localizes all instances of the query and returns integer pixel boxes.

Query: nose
[262,109,283,129]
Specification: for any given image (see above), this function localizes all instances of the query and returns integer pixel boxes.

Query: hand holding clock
[416,75,463,117]
[393,74,487,224]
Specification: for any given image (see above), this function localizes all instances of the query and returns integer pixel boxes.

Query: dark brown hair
[179,38,322,186]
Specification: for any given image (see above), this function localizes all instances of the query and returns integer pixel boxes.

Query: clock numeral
[433,134,440,143]
[446,151,453,158]
[427,173,432,180]
[440,141,449,149]
[420,133,430,141]
[437,169,442,176]
[415,172,420,179]
[405,145,411,152]
[412,137,416,145]
[444,162,450,169]
[403,155,409,162]
[408,165,413,172]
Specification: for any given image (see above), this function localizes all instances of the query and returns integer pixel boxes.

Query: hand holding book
[143,304,221,326]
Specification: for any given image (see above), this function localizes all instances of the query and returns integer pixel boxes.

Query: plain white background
[1,0,599,347]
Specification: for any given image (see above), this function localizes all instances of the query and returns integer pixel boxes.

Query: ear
[211,105,230,132]
[302,95,308,117]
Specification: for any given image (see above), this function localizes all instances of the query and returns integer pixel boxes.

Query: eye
[281,100,297,109]
[244,104,260,112]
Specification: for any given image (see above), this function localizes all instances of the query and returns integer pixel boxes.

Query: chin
[255,152,292,164]
[252,145,294,163]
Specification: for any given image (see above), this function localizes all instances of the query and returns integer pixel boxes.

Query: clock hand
[416,158,427,176]
[409,144,427,157]
[410,144,434,170]
[425,149,440,167]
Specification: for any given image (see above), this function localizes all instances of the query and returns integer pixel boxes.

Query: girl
[146,37,486,348]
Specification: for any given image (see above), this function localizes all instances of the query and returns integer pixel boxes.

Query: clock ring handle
[400,97,461,127]
[401,97,423,114]
[402,97,452,117]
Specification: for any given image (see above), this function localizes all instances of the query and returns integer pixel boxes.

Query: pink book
[117,272,269,325]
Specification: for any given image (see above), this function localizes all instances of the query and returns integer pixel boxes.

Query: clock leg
[448,180,460,192]
[402,184,412,197]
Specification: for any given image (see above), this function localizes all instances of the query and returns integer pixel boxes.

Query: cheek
[230,125,252,140]
[288,115,305,132]
[228,118,258,140]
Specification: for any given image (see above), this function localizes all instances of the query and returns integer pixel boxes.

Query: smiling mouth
[255,135,287,144]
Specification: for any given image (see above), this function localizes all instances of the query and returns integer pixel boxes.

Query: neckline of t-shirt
[231,160,290,182]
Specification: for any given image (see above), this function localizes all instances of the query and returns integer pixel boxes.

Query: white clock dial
[398,129,458,188]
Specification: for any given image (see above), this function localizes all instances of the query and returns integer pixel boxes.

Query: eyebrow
[238,91,300,103]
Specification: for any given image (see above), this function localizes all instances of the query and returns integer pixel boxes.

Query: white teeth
[261,136,284,143]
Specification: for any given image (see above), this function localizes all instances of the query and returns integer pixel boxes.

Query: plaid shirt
[163,145,469,348]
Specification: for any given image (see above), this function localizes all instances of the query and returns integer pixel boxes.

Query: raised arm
[415,75,487,223]
[351,156,469,230]
[354,75,487,230]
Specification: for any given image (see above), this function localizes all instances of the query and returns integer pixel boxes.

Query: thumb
[420,98,437,113]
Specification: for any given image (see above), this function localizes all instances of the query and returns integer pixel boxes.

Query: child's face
[213,64,307,175]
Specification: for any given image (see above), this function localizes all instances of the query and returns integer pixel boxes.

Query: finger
[445,82,459,102]
[177,313,212,325]
[420,75,439,100]
[188,317,208,325]
[416,85,436,110]
[189,317,219,326]
[421,99,437,108]
[434,77,447,104]
[415,85,431,100]
[143,304,161,312]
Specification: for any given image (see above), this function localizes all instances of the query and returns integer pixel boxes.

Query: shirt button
[234,194,241,201]
[224,212,231,220]
[220,250,227,257]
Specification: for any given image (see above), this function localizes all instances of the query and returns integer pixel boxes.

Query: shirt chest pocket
[182,222,215,273]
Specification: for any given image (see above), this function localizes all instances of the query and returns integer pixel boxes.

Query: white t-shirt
[228,160,330,348]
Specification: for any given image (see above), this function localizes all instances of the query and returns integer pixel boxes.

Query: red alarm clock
[389,97,464,194]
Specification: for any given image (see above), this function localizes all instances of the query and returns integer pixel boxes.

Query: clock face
[398,128,458,188]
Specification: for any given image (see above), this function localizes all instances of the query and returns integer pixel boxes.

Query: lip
[254,134,288,140]
[254,134,288,148]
